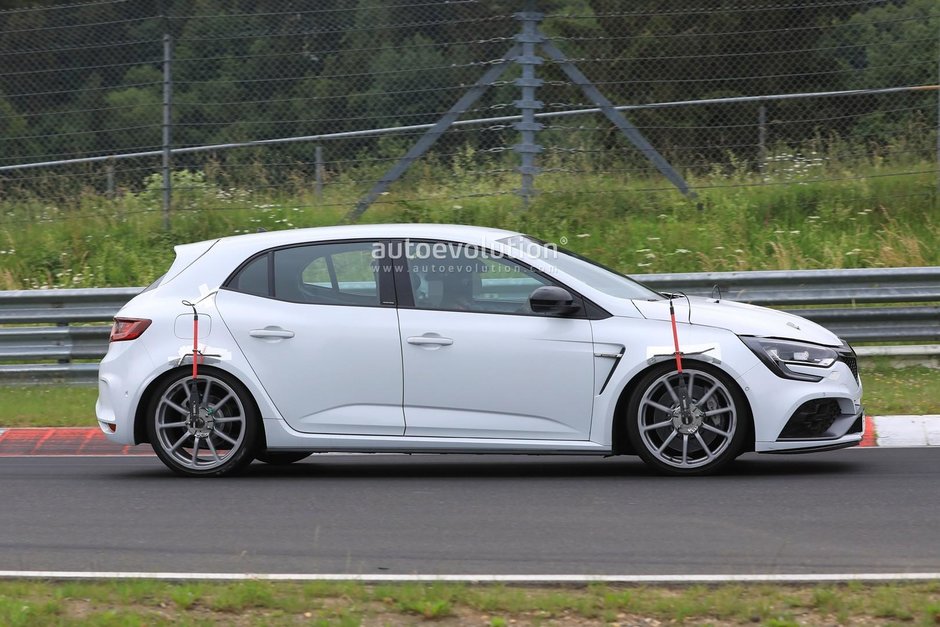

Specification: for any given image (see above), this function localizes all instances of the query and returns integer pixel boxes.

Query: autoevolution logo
[371,238,558,261]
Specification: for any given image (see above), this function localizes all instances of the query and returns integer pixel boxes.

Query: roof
[211,222,521,252]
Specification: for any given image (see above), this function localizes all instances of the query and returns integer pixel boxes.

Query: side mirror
[529,286,581,315]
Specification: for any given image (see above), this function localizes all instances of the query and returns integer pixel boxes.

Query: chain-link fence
[0,0,937,225]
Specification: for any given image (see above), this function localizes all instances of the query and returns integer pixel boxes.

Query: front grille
[840,353,859,380]
[836,342,859,382]
[779,399,842,439]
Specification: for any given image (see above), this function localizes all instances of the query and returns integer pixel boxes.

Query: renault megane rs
[97,224,863,476]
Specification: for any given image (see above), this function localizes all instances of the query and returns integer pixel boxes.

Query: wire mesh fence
[0,0,937,226]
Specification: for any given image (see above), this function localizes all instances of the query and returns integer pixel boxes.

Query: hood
[631,296,842,346]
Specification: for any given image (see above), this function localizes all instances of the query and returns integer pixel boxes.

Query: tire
[255,451,312,465]
[625,362,750,476]
[145,369,259,477]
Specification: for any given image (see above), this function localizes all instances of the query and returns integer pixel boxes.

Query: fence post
[758,104,767,174]
[105,158,115,199]
[315,145,324,201]
[513,0,544,210]
[161,31,173,230]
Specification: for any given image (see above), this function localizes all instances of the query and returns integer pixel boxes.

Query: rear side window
[274,242,379,306]
[226,241,382,307]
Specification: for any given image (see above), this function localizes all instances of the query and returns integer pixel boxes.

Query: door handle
[407,335,454,346]
[249,327,295,339]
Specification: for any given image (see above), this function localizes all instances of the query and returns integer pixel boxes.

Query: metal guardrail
[0,288,140,383]
[1,267,938,383]
[639,267,940,344]
[639,267,940,305]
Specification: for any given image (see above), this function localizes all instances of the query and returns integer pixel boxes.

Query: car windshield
[497,235,664,301]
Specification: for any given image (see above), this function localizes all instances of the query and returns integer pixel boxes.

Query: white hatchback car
[97,224,863,477]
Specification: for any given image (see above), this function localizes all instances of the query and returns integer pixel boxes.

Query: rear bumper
[96,338,159,446]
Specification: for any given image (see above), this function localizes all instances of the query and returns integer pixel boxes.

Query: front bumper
[777,399,864,441]
[738,348,863,453]
[760,405,865,453]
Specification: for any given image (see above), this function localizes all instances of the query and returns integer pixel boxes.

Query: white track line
[0,571,938,583]
[873,415,940,447]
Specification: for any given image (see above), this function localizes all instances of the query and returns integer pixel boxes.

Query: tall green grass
[0,155,936,289]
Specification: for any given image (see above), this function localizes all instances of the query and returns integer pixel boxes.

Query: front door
[397,241,595,440]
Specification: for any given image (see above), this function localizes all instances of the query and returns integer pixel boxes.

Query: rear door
[216,239,405,436]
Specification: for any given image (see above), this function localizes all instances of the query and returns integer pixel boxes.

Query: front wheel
[625,363,750,476]
[145,369,259,477]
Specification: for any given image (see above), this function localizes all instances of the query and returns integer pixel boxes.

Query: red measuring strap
[192,313,199,380]
[669,300,683,373]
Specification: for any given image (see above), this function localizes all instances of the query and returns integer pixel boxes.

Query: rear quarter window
[227,253,270,297]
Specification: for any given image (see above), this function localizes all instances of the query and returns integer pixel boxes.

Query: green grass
[0,580,938,625]
[0,157,936,290]
[0,385,99,428]
[860,356,940,416]
[0,356,935,428]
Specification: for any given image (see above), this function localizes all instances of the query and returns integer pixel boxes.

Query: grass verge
[0,357,935,429]
[0,162,937,290]
[0,385,100,428]
[859,356,940,416]
[0,580,938,626]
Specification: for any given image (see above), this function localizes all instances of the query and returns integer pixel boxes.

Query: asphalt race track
[0,448,937,576]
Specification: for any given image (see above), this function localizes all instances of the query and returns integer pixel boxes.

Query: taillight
[110,318,152,342]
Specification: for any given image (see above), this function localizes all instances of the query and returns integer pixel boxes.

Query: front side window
[497,235,664,301]
[405,242,557,315]
[227,241,382,306]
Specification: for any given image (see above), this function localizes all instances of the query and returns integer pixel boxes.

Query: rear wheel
[255,451,312,465]
[625,362,750,476]
[146,369,259,477]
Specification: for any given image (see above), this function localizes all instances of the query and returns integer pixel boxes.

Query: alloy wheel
[636,368,738,470]
[152,374,248,472]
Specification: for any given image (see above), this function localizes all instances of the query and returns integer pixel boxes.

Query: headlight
[739,336,838,382]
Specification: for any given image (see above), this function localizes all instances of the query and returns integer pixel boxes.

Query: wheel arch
[133,365,266,450]
[610,357,755,455]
